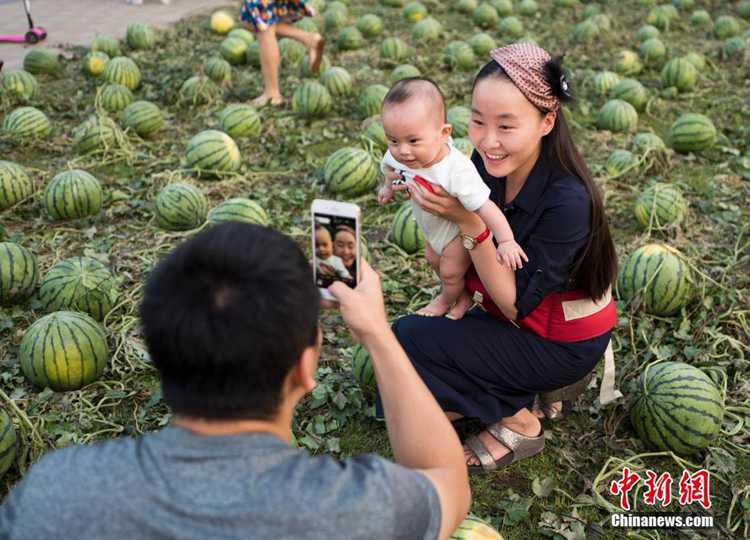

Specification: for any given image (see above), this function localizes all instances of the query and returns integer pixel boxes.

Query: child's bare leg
[275,22,325,73]
[253,25,283,106]
[423,242,440,275]
[417,237,471,317]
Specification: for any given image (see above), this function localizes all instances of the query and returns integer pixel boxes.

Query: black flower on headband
[544,55,574,103]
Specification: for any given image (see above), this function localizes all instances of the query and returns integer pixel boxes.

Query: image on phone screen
[313,213,358,289]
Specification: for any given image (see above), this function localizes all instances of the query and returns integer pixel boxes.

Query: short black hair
[382,77,447,122]
[139,222,320,420]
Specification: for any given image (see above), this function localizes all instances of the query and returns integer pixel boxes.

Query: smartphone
[311,199,361,301]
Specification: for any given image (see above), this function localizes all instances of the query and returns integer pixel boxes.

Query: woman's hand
[408,183,474,227]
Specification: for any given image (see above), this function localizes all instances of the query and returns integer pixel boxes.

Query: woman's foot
[532,400,563,420]
[416,293,453,317]
[307,33,325,74]
[464,412,542,467]
[252,92,284,107]
[445,291,472,320]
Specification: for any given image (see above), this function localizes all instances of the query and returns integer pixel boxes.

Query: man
[0,222,470,539]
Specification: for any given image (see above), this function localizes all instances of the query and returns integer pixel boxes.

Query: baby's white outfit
[381,142,490,254]
[317,254,351,279]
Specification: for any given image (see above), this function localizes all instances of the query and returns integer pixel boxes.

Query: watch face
[462,237,474,250]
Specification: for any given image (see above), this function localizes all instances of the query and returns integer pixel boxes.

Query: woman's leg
[253,25,283,106]
[275,22,325,73]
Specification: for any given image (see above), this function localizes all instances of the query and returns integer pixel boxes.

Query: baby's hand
[496,240,528,271]
[378,184,395,205]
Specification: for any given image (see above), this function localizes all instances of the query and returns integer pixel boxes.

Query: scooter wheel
[25,31,39,44]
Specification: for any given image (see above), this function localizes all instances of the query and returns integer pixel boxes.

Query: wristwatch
[461,227,492,250]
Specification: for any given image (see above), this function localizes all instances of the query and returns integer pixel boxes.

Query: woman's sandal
[465,424,545,475]
[534,371,594,421]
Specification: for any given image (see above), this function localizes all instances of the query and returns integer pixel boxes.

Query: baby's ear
[442,123,453,137]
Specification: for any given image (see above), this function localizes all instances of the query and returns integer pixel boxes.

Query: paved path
[1,0,236,71]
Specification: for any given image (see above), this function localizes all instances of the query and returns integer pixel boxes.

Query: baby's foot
[445,291,472,320]
[307,33,325,74]
[416,294,453,317]
[252,93,284,107]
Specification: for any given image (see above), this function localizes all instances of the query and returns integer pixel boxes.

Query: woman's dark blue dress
[376,152,612,424]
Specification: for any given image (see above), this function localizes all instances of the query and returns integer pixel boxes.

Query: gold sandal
[465,424,545,474]
[534,371,594,421]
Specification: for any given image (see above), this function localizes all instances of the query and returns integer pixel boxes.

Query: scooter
[0,1,47,45]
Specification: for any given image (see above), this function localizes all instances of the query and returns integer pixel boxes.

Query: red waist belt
[465,266,617,342]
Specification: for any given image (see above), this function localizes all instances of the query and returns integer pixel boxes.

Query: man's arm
[329,262,471,540]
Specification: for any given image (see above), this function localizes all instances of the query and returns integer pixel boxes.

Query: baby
[314,224,351,283]
[378,77,526,319]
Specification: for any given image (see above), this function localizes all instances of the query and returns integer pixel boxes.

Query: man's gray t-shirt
[0,426,441,540]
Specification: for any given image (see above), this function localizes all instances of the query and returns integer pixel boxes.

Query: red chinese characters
[610,468,712,511]
[643,470,673,507]
[678,469,712,510]
[610,467,642,511]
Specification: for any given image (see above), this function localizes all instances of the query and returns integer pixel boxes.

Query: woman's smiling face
[468,76,555,180]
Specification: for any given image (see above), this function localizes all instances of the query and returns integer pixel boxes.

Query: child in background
[315,224,351,283]
[378,77,527,320]
[240,1,325,107]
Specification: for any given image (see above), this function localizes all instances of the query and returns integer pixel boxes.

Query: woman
[378,44,619,474]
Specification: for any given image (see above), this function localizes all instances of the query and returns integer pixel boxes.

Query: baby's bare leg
[424,242,440,275]
[417,237,471,317]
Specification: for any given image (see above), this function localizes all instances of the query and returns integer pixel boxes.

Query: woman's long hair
[474,60,617,300]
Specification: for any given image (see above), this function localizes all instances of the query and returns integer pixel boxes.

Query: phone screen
[313,213,358,289]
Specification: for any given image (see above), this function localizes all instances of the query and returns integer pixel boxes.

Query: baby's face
[382,100,450,170]
[315,228,333,259]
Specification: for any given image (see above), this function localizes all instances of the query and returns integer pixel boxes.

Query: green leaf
[532,476,555,498]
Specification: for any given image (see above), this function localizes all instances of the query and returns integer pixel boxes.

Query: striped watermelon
[646,5,675,30]
[491,0,513,16]
[324,8,347,32]
[208,198,269,226]
[38,257,119,321]
[630,362,723,455]
[741,1,750,19]
[292,81,332,119]
[218,104,261,139]
[247,42,261,68]
[617,243,692,315]
[689,10,712,27]
[457,0,478,13]
[518,0,538,15]
[126,23,155,50]
[612,50,642,76]
[351,344,376,391]
[591,71,620,97]
[606,149,637,177]
[72,116,122,155]
[381,0,405,5]
[661,58,697,92]
[468,33,496,56]
[104,57,141,90]
[321,66,354,97]
[722,37,746,60]
[91,36,121,58]
[390,64,421,83]
[19,311,109,391]
[337,26,364,50]
[668,113,716,153]
[228,28,255,46]
[640,38,666,66]
[43,170,103,220]
[498,16,524,38]
[714,15,740,39]
[279,38,306,65]
[121,100,164,138]
[451,515,503,539]
[634,183,687,229]
[610,79,648,111]
[380,37,410,63]
[411,16,442,42]
[444,41,476,70]
[1,70,38,103]
[403,2,428,23]
[294,17,319,34]
[633,132,666,153]
[389,202,424,254]
[185,130,241,177]
[590,13,612,31]
[210,10,235,34]
[447,106,471,138]
[0,409,17,479]
[83,51,110,77]
[573,19,599,43]
[324,147,379,196]
[154,183,208,231]
[636,25,660,42]
[453,138,475,157]
[0,161,34,210]
[0,242,38,305]
[597,99,638,133]
[362,119,388,155]
[99,83,134,113]
[359,84,388,117]
[473,3,498,28]
[23,48,59,75]
[356,13,383,37]
[300,54,331,78]
[179,76,221,106]
[220,37,248,65]
[2,106,50,139]
[203,57,232,84]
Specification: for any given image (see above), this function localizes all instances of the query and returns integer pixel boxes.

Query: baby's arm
[476,201,528,270]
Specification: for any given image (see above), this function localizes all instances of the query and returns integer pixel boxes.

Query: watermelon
[498,16,524,38]
[668,113,716,153]
[126,23,155,50]
[573,20,599,43]
[683,52,706,70]
[121,100,164,138]
[359,84,388,117]
[154,182,208,231]
[279,38,306,65]
[582,4,600,18]
[23,48,59,75]
[403,2,428,23]
[352,344,376,391]
[294,18,320,34]
[411,17,442,42]
[661,58,697,92]
[185,130,241,177]
[43,170,103,220]
[606,149,637,177]
[300,54,331,78]
[0,409,17,479]
[456,0,478,14]
[19,311,109,391]
[321,66,354,96]
[210,10,235,34]
[490,0,513,16]
[714,15,740,39]
[741,1,750,19]
[390,202,424,254]
[362,119,388,155]
[468,33,496,56]
[633,132,666,153]
[672,0,694,10]
[453,138,475,157]
[228,28,255,46]
[518,0,538,16]
[612,50,642,76]
[99,83,134,113]
[38,257,119,321]
[221,37,248,65]
[0,161,33,210]
[381,0,405,6]
[246,42,261,68]
[218,104,261,139]
[689,10,712,27]
[634,183,687,229]
[208,198,269,226]
[356,14,383,37]
[639,38,666,66]
[722,37,746,60]
[447,106,471,138]
[380,37,410,63]
[337,26,364,50]
[91,36,121,57]
[390,64,421,83]
[83,51,110,77]
[104,57,141,90]
[591,71,620,97]
[590,13,612,32]
[0,242,38,305]
[324,147,379,196]
[2,106,50,139]
[646,5,675,30]
[444,41,476,70]
[179,76,221,106]
[597,99,638,133]
[324,9,347,31]
[451,515,504,539]
[327,1,348,14]
[72,116,122,155]
[636,25,660,42]
[473,3,499,28]
[1,70,38,102]
[610,79,648,111]
[617,243,692,315]
[630,362,723,455]
[292,81,332,118]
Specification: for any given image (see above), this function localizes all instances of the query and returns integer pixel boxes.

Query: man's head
[381,77,452,169]
[314,224,333,260]
[139,222,321,421]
